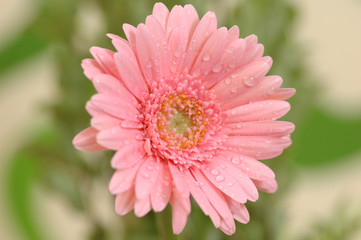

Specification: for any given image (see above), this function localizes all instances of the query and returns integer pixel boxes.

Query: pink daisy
[73,2,295,235]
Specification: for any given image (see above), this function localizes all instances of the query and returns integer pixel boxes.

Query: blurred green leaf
[5,151,44,240]
[294,107,361,166]
[0,31,48,75]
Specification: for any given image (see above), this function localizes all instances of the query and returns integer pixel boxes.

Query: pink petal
[191,168,234,220]
[168,162,190,194]
[122,23,137,52]
[227,25,239,44]
[225,196,250,223]
[134,197,152,217]
[90,115,122,131]
[224,100,291,123]
[253,178,278,193]
[213,57,272,102]
[135,156,162,199]
[109,162,142,194]
[166,4,200,76]
[219,217,236,235]
[205,38,246,88]
[151,163,172,212]
[81,59,103,80]
[225,121,295,137]
[167,28,185,75]
[92,74,137,105]
[111,141,145,169]
[222,152,275,180]
[72,127,106,152]
[91,93,139,121]
[114,52,148,100]
[220,75,284,110]
[136,24,161,84]
[202,158,258,203]
[245,34,258,45]
[183,4,200,33]
[115,189,135,216]
[266,88,296,100]
[190,27,228,77]
[145,15,169,79]
[170,189,190,234]
[183,168,221,228]
[224,135,291,160]
[166,5,185,40]
[170,187,191,214]
[97,125,143,150]
[152,2,169,31]
[240,34,264,65]
[85,100,104,117]
[183,11,218,73]
[89,47,118,77]
[171,205,189,234]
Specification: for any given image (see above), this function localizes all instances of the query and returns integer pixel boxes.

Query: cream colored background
[0,0,360,239]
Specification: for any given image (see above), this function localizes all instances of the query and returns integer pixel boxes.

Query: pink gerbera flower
[73,2,295,235]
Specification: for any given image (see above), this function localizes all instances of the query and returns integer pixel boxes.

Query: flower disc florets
[141,76,225,168]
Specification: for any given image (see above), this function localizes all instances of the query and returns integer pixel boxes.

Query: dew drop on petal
[211,169,219,176]
[231,73,238,79]
[212,63,222,73]
[203,52,210,62]
[268,87,275,95]
[225,78,231,85]
[145,62,152,69]
[216,175,225,182]
[231,157,240,164]
[174,46,181,58]
[243,76,255,86]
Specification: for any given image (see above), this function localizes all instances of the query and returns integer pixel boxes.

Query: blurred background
[0,0,360,239]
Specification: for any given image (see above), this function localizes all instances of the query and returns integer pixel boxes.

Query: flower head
[73,2,295,235]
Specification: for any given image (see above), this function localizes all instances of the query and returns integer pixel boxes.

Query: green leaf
[0,31,48,75]
[294,107,361,166]
[5,151,45,240]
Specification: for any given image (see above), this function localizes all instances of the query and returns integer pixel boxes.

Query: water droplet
[211,169,219,176]
[231,157,240,164]
[174,46,181,58]
[231,87,237,93]
[225,78,231,85]
[220,164,226,169]
[216,175,225,182]
[243,76,254,86]
[268,87,275,95]
[212,63,222,73]
[145,62,152,69]
[203,52,210,62]
[231,73,238,79]
[226,182,233,186]
[228,62,236,68]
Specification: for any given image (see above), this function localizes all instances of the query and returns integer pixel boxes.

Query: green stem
[155,206,179,240]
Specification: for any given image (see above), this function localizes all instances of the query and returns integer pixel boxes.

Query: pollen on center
[168,111,192,135]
